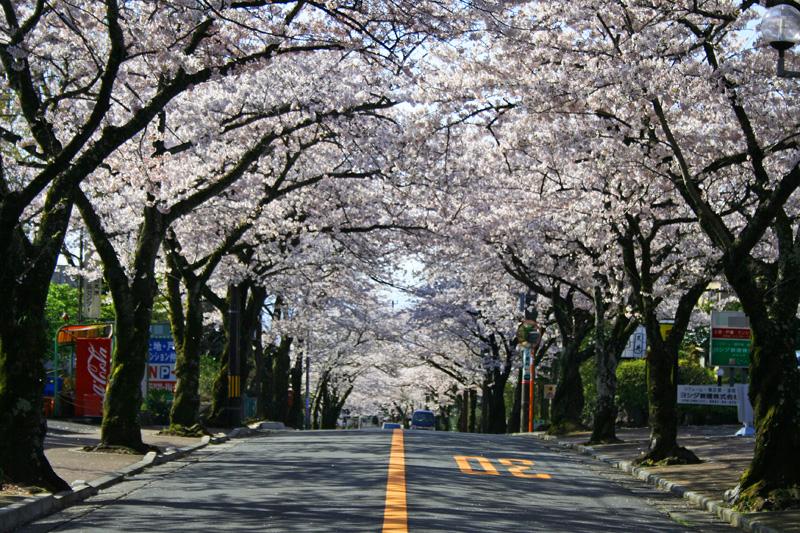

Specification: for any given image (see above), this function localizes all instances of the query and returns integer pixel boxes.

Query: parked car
[410,409,436,430]
[382,422,402,429]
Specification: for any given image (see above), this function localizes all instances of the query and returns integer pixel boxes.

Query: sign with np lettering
[74,337,111,417]
[148,337,177,391]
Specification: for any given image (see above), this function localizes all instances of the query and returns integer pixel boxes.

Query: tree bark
[725,257,800,510]
[589,289,635,445]
[168,282,204,429]
[0,181,73,490]
[549,344,591,434]
[288,353,303,428]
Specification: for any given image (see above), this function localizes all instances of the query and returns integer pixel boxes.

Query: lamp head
[761,4,800,50]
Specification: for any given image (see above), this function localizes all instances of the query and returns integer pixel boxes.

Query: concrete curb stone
[0,426,257,533]
[532,433,783,533]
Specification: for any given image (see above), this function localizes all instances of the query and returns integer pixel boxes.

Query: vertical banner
[74,337,112,417]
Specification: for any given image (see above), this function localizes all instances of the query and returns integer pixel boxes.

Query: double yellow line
[382,429,408,533]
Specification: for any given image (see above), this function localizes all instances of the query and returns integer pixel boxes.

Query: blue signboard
[148,337,176,390]
[149,338,176,364]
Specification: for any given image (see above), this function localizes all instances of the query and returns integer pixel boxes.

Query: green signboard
[709,338,750,367]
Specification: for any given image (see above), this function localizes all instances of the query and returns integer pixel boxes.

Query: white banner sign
[621,326,647,359]
[677,385,738,406]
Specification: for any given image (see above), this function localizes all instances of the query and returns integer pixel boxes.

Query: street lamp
[761,2,800,78]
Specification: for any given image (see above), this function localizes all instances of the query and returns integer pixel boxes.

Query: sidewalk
[0,418,268,532]
[524,425,800,533]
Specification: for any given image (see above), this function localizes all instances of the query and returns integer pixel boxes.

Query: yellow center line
[382,429,408,533]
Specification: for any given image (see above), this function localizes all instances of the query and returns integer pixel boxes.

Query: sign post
[517,318,540,432]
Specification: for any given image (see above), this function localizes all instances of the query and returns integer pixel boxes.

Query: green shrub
[199,353,218,402]
[581,356,738,427]
[616,360,648,426]
[141,388,173,425]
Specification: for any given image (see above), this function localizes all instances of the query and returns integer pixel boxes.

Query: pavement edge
[532,433,783,533]
[0,427,257,533]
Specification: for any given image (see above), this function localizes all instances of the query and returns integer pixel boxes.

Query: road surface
[23,429,737,532]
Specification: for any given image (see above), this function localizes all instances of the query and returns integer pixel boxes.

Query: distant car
[382,422,402,429]
[410,409,436,430]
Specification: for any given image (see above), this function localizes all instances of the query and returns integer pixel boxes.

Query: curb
[0,428,252,533]
[531,434,783,533]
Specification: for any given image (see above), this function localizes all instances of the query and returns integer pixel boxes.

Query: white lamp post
[761,2,800,78]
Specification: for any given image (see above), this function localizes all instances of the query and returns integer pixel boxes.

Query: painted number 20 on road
[453,456,552,479]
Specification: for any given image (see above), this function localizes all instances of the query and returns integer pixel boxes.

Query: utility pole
[517,291,540,432]
[227,284,242,427]
[304,354,311,430]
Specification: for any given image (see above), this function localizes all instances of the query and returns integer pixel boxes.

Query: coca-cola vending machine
[74,337,112,417]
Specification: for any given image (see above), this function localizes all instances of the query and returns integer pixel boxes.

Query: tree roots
[634,445,701,467]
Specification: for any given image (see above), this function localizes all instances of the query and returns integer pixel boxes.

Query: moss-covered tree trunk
[167,281,204,429]
[619,218,708,465]
[76,192,164,450]
[549,343,591,434]
[548,291,594,435]
[0,180,74,491]
[590,289,635,445]
[724,256,800,510]
[0,300,69,491]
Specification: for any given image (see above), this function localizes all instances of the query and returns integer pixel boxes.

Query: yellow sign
[660,322,674,341]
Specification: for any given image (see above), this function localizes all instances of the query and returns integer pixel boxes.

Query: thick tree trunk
[0,300,69,491]
[272,336,292,424]
[207,295,232,426]
[589,291,633,445]
[288,354,303,428]
[635,323,699,466]
[711,247,800,509]
[100,290,153,450]
[590,350,619,444]
[732,311,800,509]
[169,287,203,429]
[0,178,75,490]
[468,388,477,433]
[481,371,508,434]
[549,344,589,434]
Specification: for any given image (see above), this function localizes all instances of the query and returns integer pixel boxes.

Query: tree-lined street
[2,1,800,529]
[19,428,742,532]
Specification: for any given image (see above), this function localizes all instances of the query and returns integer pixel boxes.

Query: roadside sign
[622,326,646,358]
[710,311,751,367]
[677,385,738,406]
[148,337,177,391]
[543,384,556,400]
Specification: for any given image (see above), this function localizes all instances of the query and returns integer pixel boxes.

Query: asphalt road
[22,429,738,532]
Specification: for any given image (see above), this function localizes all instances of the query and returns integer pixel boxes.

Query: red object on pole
[74,337,111,417]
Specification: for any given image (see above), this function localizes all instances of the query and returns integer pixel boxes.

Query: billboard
[710,311,751,367]
[74,337,112,417]
[148,337,177,391]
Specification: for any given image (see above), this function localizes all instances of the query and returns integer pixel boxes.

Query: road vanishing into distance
[22,429,738,532]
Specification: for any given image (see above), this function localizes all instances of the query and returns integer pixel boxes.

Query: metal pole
[520,346,530,432]
[528,354,535,432]
[304,355,311,430]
